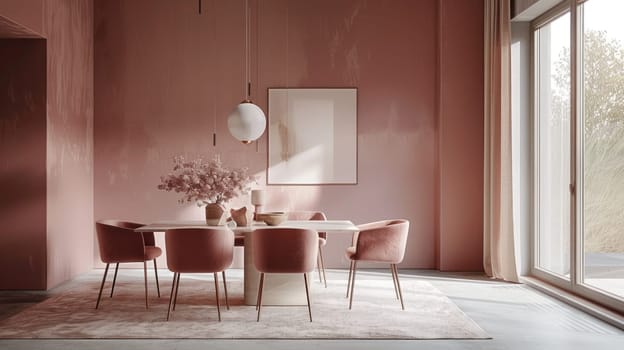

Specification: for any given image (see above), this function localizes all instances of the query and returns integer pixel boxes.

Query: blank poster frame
[267,87,358,185]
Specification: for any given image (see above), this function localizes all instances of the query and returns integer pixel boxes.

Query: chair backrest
[252,228,319,273]
[165,228,234,273]
[287,211,327,239]
[95,220,147,263]
[354,219,409,264]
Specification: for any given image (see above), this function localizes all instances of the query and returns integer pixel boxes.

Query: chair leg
[143,261,149,309]
[256,272,265,322]
[213,272,221,322]
[95,263,110,309]
[167,272,178,321]
[153,259,161,298]
[304,273,312,322]
[390,264,399,300]
[255,272,262,311]
[346,260,354,298]
[319,245,327,288]
[349,261,357,310]
[317,253,322,283]
[222,271,230,310]
[173,273,181,310]
[109,263,119,298]
[393,264,405,310]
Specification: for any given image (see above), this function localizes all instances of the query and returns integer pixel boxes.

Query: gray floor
[0,269,623,350]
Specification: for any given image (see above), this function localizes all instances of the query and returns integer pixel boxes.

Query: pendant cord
[212,0,217,144]
[286,1,289,90]
[245,0,250,100]
[255,0,261,153]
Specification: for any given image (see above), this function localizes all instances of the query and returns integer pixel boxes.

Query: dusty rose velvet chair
[345,219,409,310]
[253,228,319,322]
[95,220,162,309]
[287,211,328,287]
[165,228,234,321]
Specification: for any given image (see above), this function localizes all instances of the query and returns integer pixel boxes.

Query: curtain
[483,0,519,282]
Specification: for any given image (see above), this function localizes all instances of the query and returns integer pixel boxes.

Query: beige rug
[0,274,489,339]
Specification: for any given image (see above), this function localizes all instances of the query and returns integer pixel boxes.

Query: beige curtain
[483,0,518,282]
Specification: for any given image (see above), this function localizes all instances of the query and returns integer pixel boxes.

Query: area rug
[0,274,489,339]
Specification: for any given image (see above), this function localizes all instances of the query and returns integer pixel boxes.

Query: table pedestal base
[243,233,308,306]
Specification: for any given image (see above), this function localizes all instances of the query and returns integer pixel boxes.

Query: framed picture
[267,88,357,185]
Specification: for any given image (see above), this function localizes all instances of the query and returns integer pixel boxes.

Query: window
[535,12,571,278]
[579,0,624,301]
[532,0,624,312]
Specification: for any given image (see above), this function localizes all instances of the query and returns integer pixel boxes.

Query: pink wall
[94,0,485,270]
[0,39,47,289]
[0,0,94,290]
[437,0,484,271]
[0,14,41,37]
[1,0,485,284]
[0,0,483,290]
[44,0,94,289]
[256,0,438,268]
[0,0,43,35]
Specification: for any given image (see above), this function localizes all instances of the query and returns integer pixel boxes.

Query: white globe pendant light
[227,0,266,144]
[227,100,266,144]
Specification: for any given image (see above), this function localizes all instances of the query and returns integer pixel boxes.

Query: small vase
[205,203,226,226]
[230,206,248,227]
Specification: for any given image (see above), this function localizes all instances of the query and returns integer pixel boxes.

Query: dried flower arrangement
[157,155,255,205]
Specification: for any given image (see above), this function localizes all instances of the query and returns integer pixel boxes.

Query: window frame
[530,0,624,314]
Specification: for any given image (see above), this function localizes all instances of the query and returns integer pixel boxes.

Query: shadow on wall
[0,38,48,289]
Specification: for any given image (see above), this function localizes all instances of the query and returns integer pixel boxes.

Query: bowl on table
[256,212,287,226]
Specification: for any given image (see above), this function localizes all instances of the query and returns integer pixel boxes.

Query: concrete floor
[0,269,623,350]
[585,253,624,297]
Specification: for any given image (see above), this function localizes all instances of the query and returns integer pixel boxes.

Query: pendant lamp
[227,0,266,144]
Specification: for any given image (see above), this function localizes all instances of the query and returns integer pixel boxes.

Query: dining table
[135,220,359,306]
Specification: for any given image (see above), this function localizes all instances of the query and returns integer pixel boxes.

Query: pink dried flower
[158,155,256,205]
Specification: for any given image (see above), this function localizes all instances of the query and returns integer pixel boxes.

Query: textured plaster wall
[0,0,94,289]
[437,0,485,271]
[0,0,43,35]
[44,0,94,289]
[1,0,485,280]
[94,0,484,270]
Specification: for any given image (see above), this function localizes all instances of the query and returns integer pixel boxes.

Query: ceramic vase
[205,203,225,226]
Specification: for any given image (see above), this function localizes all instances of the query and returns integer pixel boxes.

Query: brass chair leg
[222,271,230,310]
[213,272,221,322]
[255,272,263,311]
[109,263,119,298]
[393,264,405,310]
[319,245,327,288]
[173,273,181,310]
[317,254,322,283]
[304,273,313,322]
[153,259,161,298]
[166,272,178,321]
[348,261,357,310]
[390,264,399,300]
[95,263,110,309]
[256,272,265,321]
[143,261,149,309]
[346,260,354,298]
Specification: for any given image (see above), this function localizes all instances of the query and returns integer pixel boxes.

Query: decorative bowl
[256,212,287,226]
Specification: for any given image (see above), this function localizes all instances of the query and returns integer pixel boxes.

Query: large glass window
[532,0,624,312]
[535,13,571,277]
[580,0,624,300]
